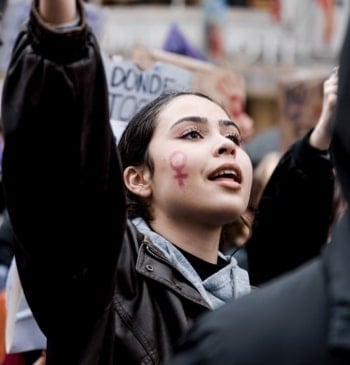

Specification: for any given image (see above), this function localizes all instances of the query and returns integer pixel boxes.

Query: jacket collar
[132,218,251,309]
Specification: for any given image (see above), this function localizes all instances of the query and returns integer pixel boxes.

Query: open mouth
[209,167,242,184]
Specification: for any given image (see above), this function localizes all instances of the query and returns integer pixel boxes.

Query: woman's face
[146,94,253,227]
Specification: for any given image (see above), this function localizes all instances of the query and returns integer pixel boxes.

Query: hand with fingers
[309,67,338,151]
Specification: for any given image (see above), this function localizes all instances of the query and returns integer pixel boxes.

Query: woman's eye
[227,133,242,146]
[182,130,203,140]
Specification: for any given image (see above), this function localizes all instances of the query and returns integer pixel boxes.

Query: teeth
[213,170,237,178]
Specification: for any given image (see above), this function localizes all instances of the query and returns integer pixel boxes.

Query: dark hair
[118,89,217,222]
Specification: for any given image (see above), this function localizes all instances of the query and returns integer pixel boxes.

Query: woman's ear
[123,166,152,198]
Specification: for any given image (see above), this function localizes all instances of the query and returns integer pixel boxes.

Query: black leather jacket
[1,2,334,364]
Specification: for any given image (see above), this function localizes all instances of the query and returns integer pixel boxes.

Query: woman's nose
[216,138,236,156]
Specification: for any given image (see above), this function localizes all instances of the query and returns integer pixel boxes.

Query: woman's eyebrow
[170,117,241,134]
[219,119,241,134]
[170,116,207,129]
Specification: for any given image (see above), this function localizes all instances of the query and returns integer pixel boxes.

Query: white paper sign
[103,54,193,125]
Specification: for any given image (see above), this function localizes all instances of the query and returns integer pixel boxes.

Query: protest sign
[278,68,329,151]
[104,54,193,122]
[103,53,193,141]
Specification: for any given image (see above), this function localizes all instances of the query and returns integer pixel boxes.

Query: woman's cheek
[169,151,188,187]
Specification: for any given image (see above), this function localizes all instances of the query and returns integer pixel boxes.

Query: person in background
[244,125,280,168]
[223,70,337,278]
[0,0,337,364]
[246,68,338,285]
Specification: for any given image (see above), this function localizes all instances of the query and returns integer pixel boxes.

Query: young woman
[1,0,336,364]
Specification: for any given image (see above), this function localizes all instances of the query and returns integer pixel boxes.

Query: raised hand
[309,67,338,151]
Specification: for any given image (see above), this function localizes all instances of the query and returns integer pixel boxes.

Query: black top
[175,245,228,280]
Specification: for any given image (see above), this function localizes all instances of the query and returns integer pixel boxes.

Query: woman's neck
[149,216,222,264]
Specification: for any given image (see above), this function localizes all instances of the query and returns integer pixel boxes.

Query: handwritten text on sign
[103,55,193,123]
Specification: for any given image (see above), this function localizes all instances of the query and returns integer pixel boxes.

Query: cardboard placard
[278,69,330,151]
[104,53,193,121]
[103,53,193,141]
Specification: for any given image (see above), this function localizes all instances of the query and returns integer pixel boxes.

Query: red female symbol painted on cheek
[170,151,188,187]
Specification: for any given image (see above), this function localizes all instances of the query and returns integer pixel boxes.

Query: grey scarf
[133,218,251,309]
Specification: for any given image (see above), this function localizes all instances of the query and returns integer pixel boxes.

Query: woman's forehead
[159,94,230,120]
